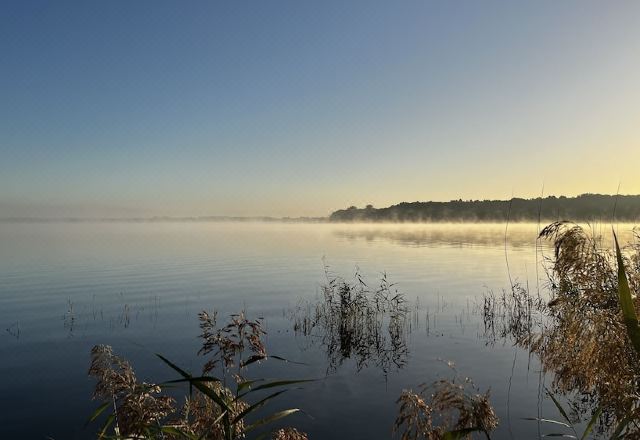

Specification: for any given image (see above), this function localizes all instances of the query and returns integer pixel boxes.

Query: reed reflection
[290,267,410,376]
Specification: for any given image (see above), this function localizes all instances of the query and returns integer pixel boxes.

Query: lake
[0,222,631,439]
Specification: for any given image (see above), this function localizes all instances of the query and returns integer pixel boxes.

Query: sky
[2,1,640,218]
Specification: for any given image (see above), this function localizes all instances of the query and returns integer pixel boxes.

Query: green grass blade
[231,389,288,424]
[156,354,231,414]
[211,410,228,427]
[269,355,308,366]
[86,401,111,425]
[522,417,571,428]
[237,378,314,400]
[239,354,308,367]
[160,376,221,386]
[546,389,572,426]
[237,378,264,394]
[155,353,191,378]
[98,413,115,438]
[240,354,267,368]
[246,379,315,393]
[580,407,602,440]
[243,408,300,433]
[614,231,640,355]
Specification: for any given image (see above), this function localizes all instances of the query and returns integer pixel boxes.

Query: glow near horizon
[2,1,640,218]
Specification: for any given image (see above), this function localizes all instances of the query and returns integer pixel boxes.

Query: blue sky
[2,1,640,217]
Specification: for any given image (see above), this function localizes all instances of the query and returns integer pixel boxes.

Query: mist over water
[0,222,636,439]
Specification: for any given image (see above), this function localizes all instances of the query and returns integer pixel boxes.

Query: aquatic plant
[394,364,498,440]
[89,345,174,438]
[271,427,308,440]
[198,309,267,377]
[522,387,603,440]
[492,222,640,438]
[290,267,409,375]
[614,230,640,356]
[88,310,310,440]
[476,221,640,437]
[480,282,546,345]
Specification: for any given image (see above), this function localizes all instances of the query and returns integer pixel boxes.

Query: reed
[394,363,498,440]
[290,267,409,375]
[479,221,640,438]
[88,310,311,440]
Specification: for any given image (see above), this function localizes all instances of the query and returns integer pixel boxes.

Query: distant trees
[329,194,640,223]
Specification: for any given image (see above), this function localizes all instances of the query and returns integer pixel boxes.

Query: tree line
[329,194,640,222]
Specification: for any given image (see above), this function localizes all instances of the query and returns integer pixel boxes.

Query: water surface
[0,222,632,439]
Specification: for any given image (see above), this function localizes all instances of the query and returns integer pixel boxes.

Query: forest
[329,194,640,223]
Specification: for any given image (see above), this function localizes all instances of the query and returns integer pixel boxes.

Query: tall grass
[614,230,640,356]
[480,283,546,345]
[394,363,499,440]
[88,310,311,440]
[290,268,409,375]
[480,221,640,438]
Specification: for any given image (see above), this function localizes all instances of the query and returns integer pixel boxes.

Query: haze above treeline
[3,194,640,224]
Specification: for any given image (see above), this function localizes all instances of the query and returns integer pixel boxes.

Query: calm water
[0,222,631,439]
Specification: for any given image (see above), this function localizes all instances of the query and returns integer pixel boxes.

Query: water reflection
[290,269,410,376]
[480,284,547,346]
[333,223,636,249]
[5,321,20,340]
[480,222,640,438]
[334,224,540,249]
